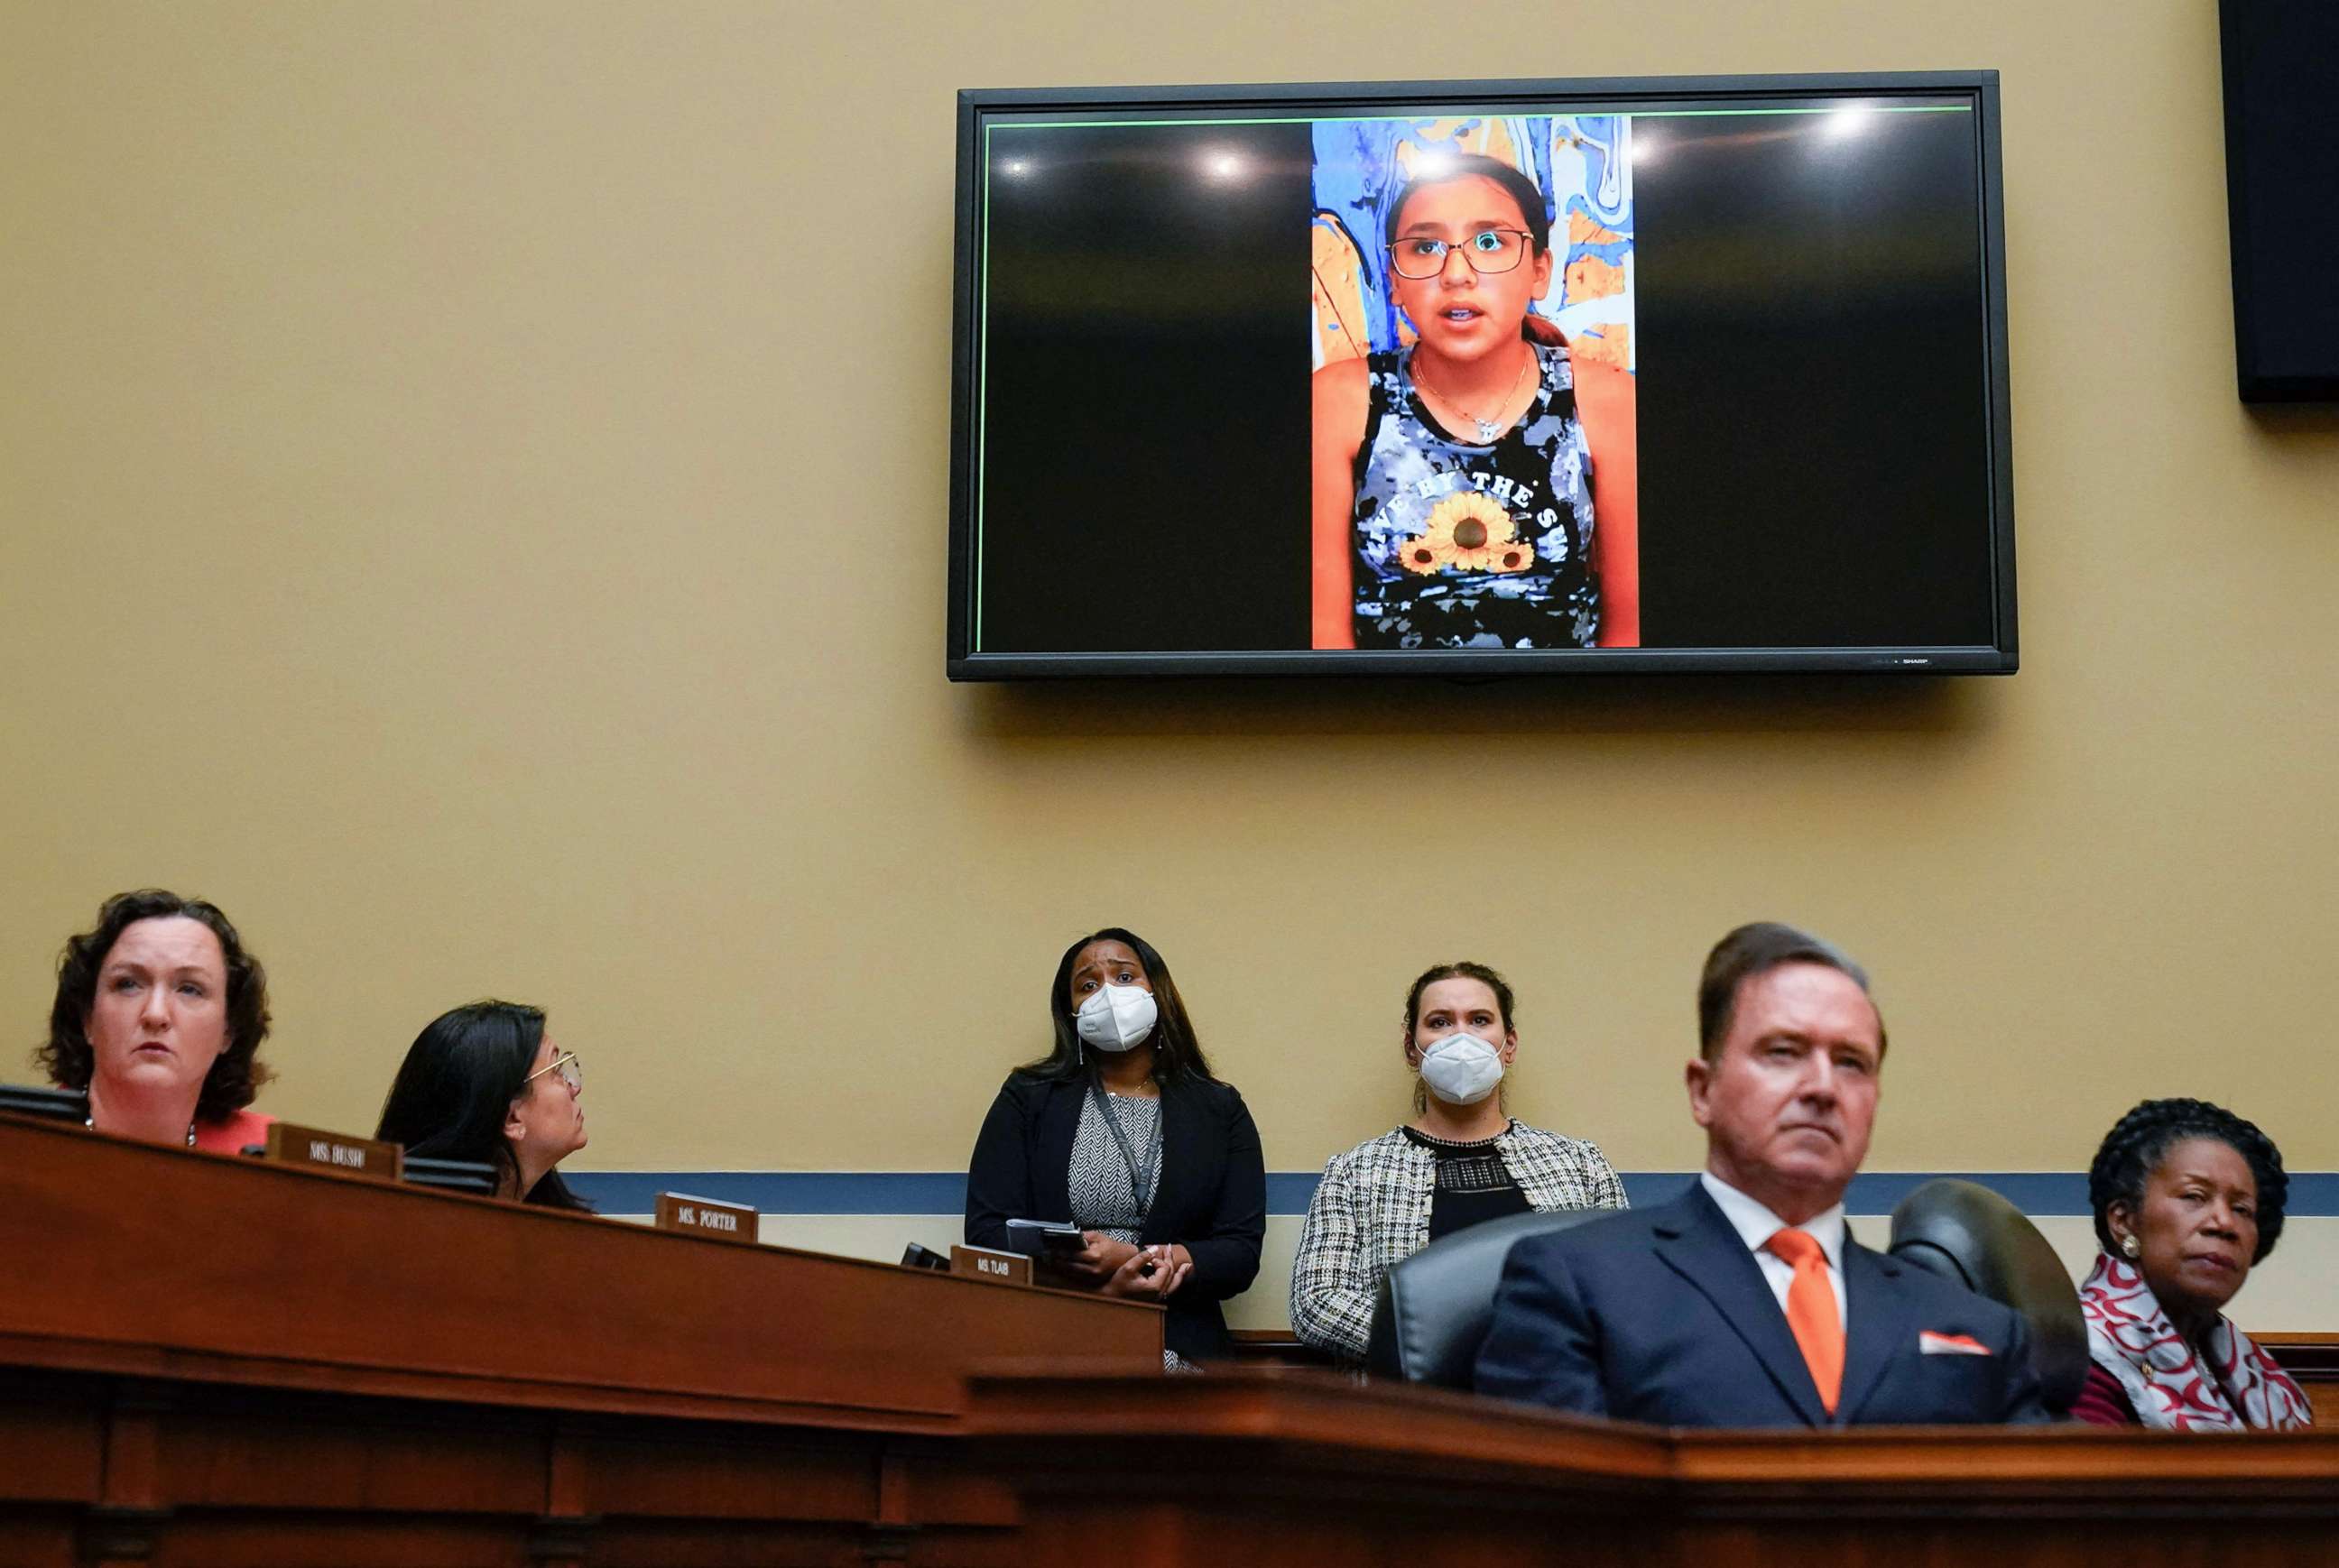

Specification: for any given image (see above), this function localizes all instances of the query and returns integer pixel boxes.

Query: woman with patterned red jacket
[2075,1098,2312,1429]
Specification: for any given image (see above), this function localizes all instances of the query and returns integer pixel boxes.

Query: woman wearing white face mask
[1290,960,1626,1361]
[965,927,1266,1367]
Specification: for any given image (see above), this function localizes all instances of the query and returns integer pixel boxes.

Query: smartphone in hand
[1004,1218,1086,1258]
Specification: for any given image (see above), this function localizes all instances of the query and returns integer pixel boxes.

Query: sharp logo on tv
[948,73,2017,678]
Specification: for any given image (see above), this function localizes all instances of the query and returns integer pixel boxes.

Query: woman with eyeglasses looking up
[375,1000,590,1210]
[1310,152,1638,651]
[965,927,1265,1368]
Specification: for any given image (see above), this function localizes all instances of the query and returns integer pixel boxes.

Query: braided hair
[2087,1098,2287,1263]
[1022,928,1216,1087]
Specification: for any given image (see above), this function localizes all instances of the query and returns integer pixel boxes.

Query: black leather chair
[0,1084,88,1123]
[1364,1207,1610,1387]
[1887,1178,2089,1415]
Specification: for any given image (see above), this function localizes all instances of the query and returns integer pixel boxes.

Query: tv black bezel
[948,70,2016,680]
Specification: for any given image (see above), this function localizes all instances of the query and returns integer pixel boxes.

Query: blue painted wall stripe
[564,1170,2339,1218]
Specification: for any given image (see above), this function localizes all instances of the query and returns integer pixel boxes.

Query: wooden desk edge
[0,1114,1162,1432]
[0,1111,1162,1318]
[965,1366,2339,1497]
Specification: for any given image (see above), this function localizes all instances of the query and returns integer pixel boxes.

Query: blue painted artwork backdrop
[1310,115,1636,375]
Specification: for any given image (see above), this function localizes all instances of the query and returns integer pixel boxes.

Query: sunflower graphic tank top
[1350,341,1598,649]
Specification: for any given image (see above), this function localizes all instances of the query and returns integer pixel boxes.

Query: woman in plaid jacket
[1290,960,1627,1360]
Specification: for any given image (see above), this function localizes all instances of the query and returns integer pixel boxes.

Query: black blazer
[1474,1182,2050,1426]
[966,1070,1266,1362]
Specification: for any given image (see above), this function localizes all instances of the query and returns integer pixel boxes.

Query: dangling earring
[2120,1233,2140,1259]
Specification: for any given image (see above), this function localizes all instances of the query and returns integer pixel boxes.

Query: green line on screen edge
[975,125,992,650]
[986,105,1969,133]
[971,99,1970,653]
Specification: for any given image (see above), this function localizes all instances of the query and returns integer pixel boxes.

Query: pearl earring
[2120,1234,2140,1259]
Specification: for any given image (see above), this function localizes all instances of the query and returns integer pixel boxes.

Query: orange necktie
[1765,1227,1844,1415]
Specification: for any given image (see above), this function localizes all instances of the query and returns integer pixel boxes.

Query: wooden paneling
[1223,1327,1336,1369]
[0,1113,1160,1431]
[0,1112,1156,1566]
[0,1370,1031,1568]
[0,1372,102,1501]
[8,1113,2334,1567]
[965,1369,2339,1568]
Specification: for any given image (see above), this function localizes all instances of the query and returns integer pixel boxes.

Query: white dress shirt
[1700,1172,1848,1330]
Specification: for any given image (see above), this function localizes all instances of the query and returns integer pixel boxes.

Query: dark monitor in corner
[2219,0,2339,401]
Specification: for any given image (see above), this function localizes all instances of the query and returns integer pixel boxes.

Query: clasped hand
[1044,1232,1190,1300]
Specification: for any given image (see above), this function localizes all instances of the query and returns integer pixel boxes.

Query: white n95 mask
[1417,1032,1504,1104]
[1076,983,1159,1053]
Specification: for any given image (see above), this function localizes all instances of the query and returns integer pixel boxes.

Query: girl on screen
[1311,152,1638,650]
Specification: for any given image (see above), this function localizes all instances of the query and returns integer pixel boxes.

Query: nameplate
[263,1121,404,1183]
[654,1192,759,1244]
[949,1244,1033,1287]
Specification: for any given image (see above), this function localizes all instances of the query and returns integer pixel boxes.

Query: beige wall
[3,3,2334,1208]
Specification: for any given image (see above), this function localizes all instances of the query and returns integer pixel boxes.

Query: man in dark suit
[1475,922,2048,1425]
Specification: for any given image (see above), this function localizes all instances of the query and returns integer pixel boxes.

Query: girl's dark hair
[38,889,274,1122]
[375,1000,588,1212]
[1021,927,1215,1086]
[1384,152,1554,257]
[1403,961,1517,1118]
[2087,1097,2286,1262]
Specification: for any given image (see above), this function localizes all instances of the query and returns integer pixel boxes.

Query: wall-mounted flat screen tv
[948,72,2015,678]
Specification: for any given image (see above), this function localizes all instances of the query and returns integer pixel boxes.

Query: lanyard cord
[1086,1075,1160,1223]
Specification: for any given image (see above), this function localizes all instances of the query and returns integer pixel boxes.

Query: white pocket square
[1918,1330,1993,1356]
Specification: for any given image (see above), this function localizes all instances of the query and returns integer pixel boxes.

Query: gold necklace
[85,1113,197,1147]
[1413,349,1533,442]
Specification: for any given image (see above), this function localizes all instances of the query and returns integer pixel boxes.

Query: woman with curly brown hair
[36,889,275,1152]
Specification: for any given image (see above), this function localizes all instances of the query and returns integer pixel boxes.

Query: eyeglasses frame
[526,1049,583,1093]
[1385,227,1535,281]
